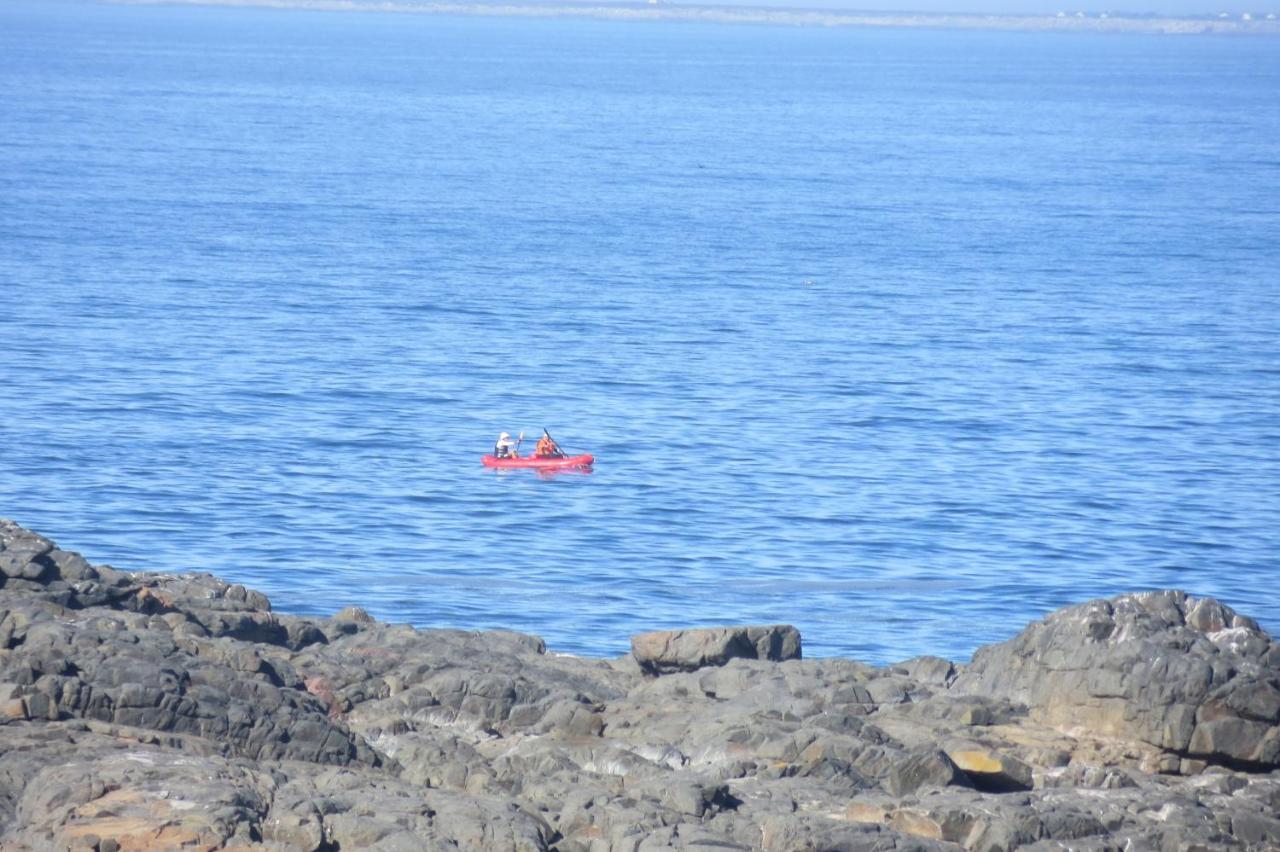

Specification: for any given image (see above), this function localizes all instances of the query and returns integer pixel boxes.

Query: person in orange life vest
[534,431,564,458]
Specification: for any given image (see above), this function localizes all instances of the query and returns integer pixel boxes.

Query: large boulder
[0,518,297,647]
[951,590,1280,770]
[0,600,380,767]
[630,625,802,675]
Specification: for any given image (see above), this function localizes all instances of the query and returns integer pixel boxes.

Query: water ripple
[2,4,1278,663]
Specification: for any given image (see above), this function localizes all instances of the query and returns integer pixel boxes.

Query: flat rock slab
[630,625,802,675]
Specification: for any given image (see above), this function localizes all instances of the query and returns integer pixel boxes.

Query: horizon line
[101,0,1280,34]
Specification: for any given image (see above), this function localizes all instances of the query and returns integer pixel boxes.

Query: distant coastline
[108,0,1280,35]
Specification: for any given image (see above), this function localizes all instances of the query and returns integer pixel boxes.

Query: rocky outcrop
[630,624,802,675]
[951,590,1280,773]
[3,518,1280,850]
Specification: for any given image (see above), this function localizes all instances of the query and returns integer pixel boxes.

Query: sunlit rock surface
[3,518,1279,850]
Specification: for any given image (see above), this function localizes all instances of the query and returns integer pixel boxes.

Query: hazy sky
[56,0,1280,24]
[676,0,1268,15]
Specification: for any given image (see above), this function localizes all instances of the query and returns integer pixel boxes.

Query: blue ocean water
[2,2,1278,663]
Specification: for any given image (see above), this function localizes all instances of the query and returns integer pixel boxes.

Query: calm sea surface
[2,2,1278,662]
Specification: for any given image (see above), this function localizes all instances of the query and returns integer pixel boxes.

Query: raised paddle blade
[543,428,566,458]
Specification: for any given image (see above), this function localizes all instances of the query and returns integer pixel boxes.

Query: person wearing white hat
[494,432,520,458]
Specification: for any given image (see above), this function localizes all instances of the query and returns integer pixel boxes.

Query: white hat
[498,432,511,441]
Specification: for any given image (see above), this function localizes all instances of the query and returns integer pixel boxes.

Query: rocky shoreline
[2,518,1278,850]
[110,0,1280,37]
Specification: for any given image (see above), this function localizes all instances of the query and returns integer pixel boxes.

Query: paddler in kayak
[534,429,565,458]
[494,432,520,459]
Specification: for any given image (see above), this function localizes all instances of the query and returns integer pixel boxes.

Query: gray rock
[1230,809,1280,847]
[952,590,1279,770]
[944,744,1035,792]
[882,746,971,796]
[5,521,1280,852]
[631,625,802,675]
[904,694,1022,727]
[894,655,956,687]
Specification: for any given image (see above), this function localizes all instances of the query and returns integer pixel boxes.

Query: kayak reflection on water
[534,466,592,480]
[487,466,592,479]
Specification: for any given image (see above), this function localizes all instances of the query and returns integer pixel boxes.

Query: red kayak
[482,453,594,470]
